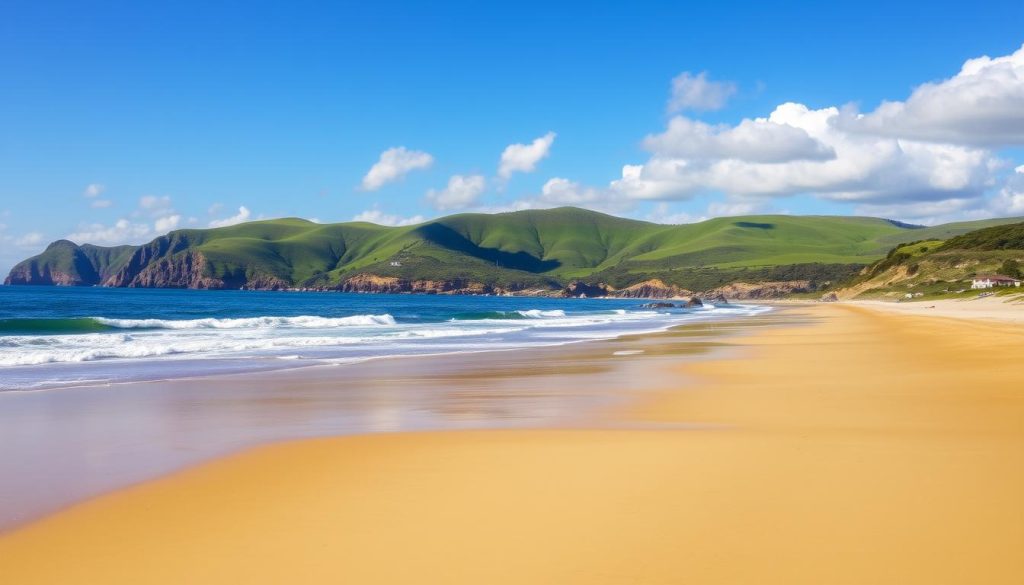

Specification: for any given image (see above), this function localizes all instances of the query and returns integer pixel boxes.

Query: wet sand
[2,304,1023,583]
[0,311,780,531]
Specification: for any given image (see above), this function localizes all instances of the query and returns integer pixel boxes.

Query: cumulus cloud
[607,102,998,210]
[208,206,251,228]
[989,165,1024,216]
[155,214,182,232]
[667,71,737,113]
[498,132,556,179]
[351,208,426,226]
[361,147,434,191]
[643,115,835,163]
[14,232,45,247]
[426,174,487,210]
[138,195,173,213]
[538,177,606,205]
[503,45,1024,222]
[83,183,105,198]
[849,44,1024,146]
[67,219,159,246]
[66,196,184,245]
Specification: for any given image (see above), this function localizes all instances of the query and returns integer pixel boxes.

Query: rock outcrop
[608,279,693,299]
[336,274,502,295]
[561,281,612,298]
[701,280,810,300]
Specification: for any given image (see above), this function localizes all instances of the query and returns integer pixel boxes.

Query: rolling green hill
[840,221,1024,300]
[7,207,1024,295]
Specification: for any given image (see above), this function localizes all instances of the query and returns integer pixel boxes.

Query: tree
[1000,259,1021,279]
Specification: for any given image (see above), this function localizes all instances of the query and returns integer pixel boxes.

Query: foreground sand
[2,305,1023,583]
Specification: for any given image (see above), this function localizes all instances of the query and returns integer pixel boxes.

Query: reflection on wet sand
[0,308,796,532]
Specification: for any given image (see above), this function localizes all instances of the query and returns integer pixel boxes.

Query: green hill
[7,207,1024,295]
[840,221,1024,300]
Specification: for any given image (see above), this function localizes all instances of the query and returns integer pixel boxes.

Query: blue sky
[2,0,1024,272]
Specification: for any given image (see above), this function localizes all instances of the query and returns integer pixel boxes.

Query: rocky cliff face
[4,265,85,286]
[106,250,224,289]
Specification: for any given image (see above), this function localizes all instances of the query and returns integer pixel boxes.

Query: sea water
[0,286,769,391]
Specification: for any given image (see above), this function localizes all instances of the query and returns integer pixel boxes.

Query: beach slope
[2,305,1022,584]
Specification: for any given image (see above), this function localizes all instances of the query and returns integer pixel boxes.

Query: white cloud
[67,219,158,246]
[668,71,737,113]
[497,177,631,215]
[66,196,184,245]
[90,199,113,209]
[849,44,1024,146]
[83,183,105,198]
[207,203,224,215]
[989,165,1024,216]
[137,195,174,215]
[852,197,1000,226]
[508,45,1024,223]
[426,174,487,210]
[498,132,556,179]
[351,208,426,226]
[14,232,45,248]
[208,206,251,228]
[707,199,763,216]
[608,102,998,208]
[154,214,182,232]
[361,147,434,191]
[643,115,835,163]
[538,177,606,205]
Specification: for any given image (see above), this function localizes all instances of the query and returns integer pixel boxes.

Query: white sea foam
[516,309,566,318]
[94,314,396,329]
[0,304,773,376]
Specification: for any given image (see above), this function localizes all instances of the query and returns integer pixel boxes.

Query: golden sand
[2,305,1022,584]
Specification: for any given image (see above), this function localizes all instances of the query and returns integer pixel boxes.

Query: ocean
[0,286,769,391]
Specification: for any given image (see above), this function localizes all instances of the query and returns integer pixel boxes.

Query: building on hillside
[970,274,1022,289]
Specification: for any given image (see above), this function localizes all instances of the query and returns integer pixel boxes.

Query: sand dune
[2,305,1022,584]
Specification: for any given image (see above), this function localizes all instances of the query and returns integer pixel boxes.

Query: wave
[517,309,566,318]
[0,318,116,335]
[95,314,397,329]
[451,309,568,321]
[0,314,397,335]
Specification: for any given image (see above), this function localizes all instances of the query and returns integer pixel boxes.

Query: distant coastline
[11,207,1023,301]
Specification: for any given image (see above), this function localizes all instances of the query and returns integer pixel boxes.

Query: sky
[2,0,1024,273]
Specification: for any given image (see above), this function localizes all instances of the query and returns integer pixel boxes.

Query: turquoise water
[0,286,768,390]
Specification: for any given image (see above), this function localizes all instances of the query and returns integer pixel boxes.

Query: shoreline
[0,303,768,394]
[2,303,1022,583]
[0,307,790,533]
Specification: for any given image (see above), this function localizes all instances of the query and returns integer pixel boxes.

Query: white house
[971,274,1022,289]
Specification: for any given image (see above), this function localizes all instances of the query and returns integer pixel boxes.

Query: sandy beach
[2,303,1023,583]
[852,294,1024,323]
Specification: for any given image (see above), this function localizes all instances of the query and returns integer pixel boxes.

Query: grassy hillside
[841,221,1024,300]
[8,207,1024,293]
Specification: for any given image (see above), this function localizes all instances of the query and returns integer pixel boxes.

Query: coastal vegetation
[841,221,1024,300]
[7,207,1023,298]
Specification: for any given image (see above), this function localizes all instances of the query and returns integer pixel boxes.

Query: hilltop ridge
[7,207,1023,298]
